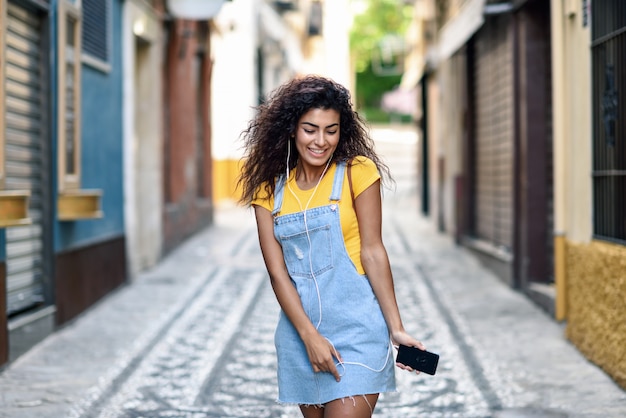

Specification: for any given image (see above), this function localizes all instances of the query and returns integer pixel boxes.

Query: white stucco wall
[211,0,258,162]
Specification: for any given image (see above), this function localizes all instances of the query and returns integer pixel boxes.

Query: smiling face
[294,107,340,170]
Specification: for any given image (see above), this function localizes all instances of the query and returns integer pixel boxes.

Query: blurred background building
[406,0,625,389]
[210,0,352,203]
[0,0,351,368]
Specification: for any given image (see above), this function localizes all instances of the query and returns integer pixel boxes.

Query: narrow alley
[0,126,624,418]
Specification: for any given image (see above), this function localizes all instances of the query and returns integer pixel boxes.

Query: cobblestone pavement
[1,126,625,417]
[59,203,493,418]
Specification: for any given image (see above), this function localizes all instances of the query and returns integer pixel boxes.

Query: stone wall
[566,239,626,389]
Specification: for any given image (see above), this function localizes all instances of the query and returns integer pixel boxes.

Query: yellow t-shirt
[252,156,380,274]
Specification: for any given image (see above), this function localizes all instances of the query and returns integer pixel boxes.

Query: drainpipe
[550,0,567,321]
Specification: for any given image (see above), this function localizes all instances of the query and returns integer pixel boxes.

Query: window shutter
[82,0,109,62]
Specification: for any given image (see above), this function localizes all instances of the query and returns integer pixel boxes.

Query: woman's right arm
[253,205,342,381]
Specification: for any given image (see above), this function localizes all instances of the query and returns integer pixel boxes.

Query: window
[58,0,82,191]
[81,0,111,70]
[591,0,626,243]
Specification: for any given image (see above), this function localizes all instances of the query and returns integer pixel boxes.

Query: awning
[438,0,487,60]
[401,0,487,87]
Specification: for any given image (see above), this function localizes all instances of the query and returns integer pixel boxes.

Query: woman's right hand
[391,330,426,373]
[303,331,343,382]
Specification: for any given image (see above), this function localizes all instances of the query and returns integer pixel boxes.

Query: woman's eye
[327,131,337,135]
[304,129,314,134]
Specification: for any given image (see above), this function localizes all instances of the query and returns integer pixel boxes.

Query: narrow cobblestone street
[0,126,624,417]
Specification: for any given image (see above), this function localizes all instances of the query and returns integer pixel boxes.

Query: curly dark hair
[237,75,391,205]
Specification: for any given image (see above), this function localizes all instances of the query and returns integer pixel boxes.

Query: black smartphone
[396,344,440,375]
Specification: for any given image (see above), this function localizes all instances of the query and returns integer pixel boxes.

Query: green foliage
[354,63,402,109]
[359,107,413,124]
[350,0,413,73]
[350,0,413,120]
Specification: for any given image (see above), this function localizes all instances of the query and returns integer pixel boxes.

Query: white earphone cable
[286,142,331,329]
[284,141,392,374]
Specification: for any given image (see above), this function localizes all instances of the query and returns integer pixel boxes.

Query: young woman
[238,75,424,417]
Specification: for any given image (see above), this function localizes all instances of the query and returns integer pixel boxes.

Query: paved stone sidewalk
[383,197,626,417]
[0,197,625,418]
[0,207,264,418]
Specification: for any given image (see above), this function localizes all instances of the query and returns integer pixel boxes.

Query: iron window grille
[591,0,625,244]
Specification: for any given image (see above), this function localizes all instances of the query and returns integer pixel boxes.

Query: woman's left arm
[355,180,425,358]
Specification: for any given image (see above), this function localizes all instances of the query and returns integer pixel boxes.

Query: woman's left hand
[391,330,426,373]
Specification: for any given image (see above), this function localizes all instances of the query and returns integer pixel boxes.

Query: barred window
[591,0,626,243]
[58,0,82,191]
[81,0,110,66]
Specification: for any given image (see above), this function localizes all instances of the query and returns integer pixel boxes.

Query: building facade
[0,0,225,367]
[210,0,352,205]
[414,0,553,302]
[0,0,126,364]
[551,0,626,389]
[408,0,625,389]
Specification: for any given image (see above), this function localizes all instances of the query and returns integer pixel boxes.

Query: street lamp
[166,0,227,19]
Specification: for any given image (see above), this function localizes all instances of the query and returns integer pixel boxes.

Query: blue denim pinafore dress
[272,162,396,405]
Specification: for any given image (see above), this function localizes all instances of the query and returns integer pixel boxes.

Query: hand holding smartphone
[396,344,440,375]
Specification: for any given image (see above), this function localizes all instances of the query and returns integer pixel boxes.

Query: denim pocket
[280,224,333,278]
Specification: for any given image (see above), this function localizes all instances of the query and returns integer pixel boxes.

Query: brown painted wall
[566,240,626,389]
[0,262,7,365]
[198,25,214,201]
[516,1,553,286]
[162,20,213,254]
[55,237,126,324]
[164,20,198,204]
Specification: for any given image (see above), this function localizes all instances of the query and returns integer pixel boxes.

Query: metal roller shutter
[473,16,514,252]
[4,2,46,316]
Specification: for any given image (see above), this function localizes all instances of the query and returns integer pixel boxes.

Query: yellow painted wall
[551,0,592,318]
[565,239,626,389]
[212,159,243,205]
[562,9,592,242]
[552,0,626,392]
